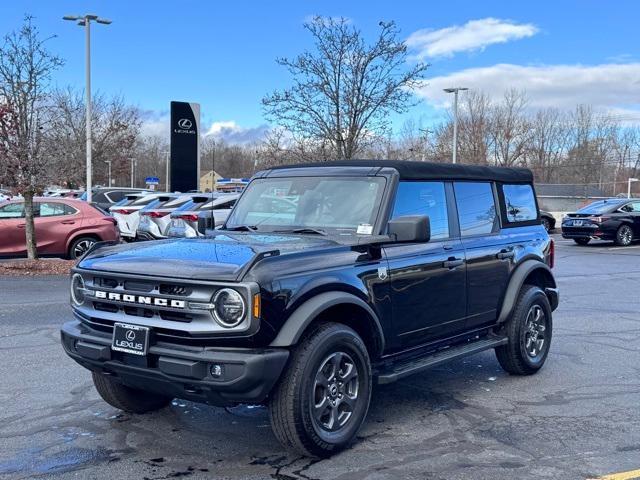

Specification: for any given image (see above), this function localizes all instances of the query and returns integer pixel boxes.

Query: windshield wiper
[225,225,259,232]
[274,227,327,236]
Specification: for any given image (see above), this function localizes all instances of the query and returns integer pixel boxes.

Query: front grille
[160,284,192,296]
[124,280,154,292]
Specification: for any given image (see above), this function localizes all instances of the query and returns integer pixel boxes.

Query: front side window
[502,184,538,223]
[226,176,386,233]
[0,203,24,218]
[391,181,449,240]
[454,182,498,236]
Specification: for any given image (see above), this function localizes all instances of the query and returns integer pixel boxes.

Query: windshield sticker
[357,224,373,235]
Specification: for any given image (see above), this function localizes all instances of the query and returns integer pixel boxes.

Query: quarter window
[454,182,498,236]
[502,184,538,223]
[391,181,449,240]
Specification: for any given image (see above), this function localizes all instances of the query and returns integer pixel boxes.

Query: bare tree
[489,89,531,167]
[262,16,428,160]
[46,88,141,187]
[0,16,63,259]
[526,108,570,182]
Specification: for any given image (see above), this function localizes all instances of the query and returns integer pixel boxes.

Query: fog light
[210,364,223,378]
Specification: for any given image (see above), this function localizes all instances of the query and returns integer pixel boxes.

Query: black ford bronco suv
[61,160,558,457]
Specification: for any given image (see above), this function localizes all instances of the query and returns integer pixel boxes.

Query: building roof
[268,160,533,183]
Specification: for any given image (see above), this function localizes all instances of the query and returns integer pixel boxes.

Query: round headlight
[212,288,246,327]
[71,273,86,306]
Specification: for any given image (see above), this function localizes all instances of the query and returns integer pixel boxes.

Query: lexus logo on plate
[177,118,192,129]
[125,330,136,341]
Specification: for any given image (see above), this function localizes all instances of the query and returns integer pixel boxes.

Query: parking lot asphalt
[0,235,639,480]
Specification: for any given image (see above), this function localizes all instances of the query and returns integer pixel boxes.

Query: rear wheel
[269,322,372,457]
[615,224,633,246]
[92,372,172,414]
[495,285,552,375]
[541,217,551,232]
[68,236,97,259]
[573,238,590,246]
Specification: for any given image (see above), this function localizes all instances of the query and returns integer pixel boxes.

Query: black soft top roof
[269,160,533,183]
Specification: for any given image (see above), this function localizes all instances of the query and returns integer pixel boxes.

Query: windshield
[577,200,623,215]
[225,176,386,233]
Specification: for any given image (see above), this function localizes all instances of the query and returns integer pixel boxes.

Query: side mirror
[388,215,430,243]
[197,212,215,235]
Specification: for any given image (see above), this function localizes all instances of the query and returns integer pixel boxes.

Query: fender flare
[269,291,385,353]
[497,260,557,324]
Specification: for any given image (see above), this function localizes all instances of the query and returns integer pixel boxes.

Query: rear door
[453,182,511,330]
[34,202,79,255]
[627,201,640,237]
[0,203,26,255]
[384,181,467,349]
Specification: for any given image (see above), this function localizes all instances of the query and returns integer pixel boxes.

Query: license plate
[112,323,150,356]
[573,220,584,226]
[171,219,182,228]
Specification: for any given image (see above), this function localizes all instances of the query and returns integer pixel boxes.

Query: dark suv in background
[562,198,640,246]
[61,160,558,457]
[81,187,150,212]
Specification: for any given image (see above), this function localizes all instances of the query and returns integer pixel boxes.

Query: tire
[615,224,633,247]
[573,238,590,246]
[68,236,98,259]
[92,372,172,414]
[541,218,551,232]
[495,285,552,375]
[269,322,372,457]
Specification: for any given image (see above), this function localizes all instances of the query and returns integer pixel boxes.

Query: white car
[109,193,170,241]
[136,193,203,240]
[167,193,239,238]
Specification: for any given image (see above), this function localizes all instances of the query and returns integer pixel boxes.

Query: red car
[0,197,119,259]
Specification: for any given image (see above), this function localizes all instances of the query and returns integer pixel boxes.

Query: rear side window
[454,182,498,236]
[391,181,449,240]
[38,202,72,217]
[502,184,537,223]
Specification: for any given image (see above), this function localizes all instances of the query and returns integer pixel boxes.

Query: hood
[78,232,344,281]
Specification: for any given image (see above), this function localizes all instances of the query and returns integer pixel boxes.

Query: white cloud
[407,18,538,59]
[415,63,640,117]
[205,121,270,144]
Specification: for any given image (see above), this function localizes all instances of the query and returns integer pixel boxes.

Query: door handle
[61,220,75,225]
[443,244,454,251]
[17,224,25,229]
[443,257,464,269]
[497,249,515,260]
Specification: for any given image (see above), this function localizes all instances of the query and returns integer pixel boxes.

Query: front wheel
[573,238,590,246]
[269,323,372,457]
[615,224,633,246]
[495,285,552,375]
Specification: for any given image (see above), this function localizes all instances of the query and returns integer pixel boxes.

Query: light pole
[443,87,468,164]
[104,160,112,187]
[63,14,111,203]
[164,151,170,192]
[130,158,136,188]
[628,178,639,198]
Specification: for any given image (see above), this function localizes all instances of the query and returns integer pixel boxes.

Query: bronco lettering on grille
[94,290,185,309]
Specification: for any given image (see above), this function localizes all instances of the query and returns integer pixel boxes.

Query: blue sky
[0,1,638,142]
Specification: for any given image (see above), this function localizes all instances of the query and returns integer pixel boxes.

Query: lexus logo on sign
[174,117,196,134]
[177,118,192,129]
[125,330,136,341]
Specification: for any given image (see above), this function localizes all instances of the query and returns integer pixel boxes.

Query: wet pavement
[1,236,639,479]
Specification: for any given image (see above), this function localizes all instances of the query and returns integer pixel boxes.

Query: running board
[376,336,508,385]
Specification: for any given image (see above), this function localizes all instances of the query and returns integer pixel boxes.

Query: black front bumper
[61,320,289,407]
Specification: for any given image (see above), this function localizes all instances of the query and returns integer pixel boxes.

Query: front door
[385,181,467,349]
[0,203,26,256]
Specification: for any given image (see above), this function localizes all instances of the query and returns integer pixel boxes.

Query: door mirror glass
[388,215,430,243]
